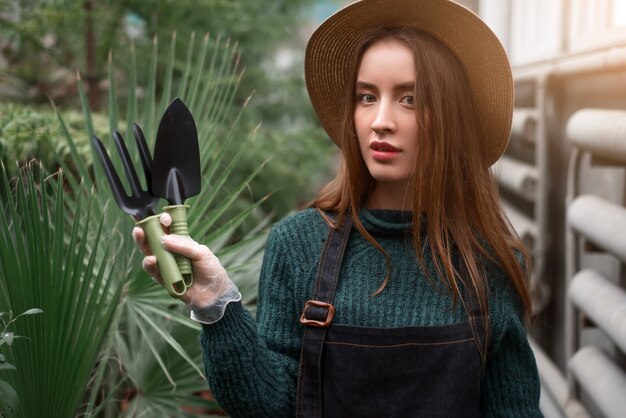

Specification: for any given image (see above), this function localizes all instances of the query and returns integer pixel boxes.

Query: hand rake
[91,125,187,298]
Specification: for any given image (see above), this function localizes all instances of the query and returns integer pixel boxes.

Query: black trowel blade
[152,98,201,204]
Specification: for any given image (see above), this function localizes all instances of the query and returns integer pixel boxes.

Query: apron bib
[296,217,486,418]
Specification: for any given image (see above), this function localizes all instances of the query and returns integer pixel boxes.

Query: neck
[366,181,414,211]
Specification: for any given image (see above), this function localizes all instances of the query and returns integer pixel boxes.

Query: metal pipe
[568,269,626,354]
[514,45,626,82]
[564,148,583,394]
[492,156,538,201]
[566,109,626,163]
[533,77,549,310]
[539,386,566,418]
[511,108,538,143]
[501,201,537,249]
[529,338,590,418]
[529,338,569,412]
[511,26,626,415]
[566,194,626,262]
[568,346,626,418]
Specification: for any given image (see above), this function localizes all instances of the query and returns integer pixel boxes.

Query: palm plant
[0,307,43,417]
[0,31,268,417]
[0,162,120,418]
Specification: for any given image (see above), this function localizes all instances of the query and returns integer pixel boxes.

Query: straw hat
[305,0,513,166]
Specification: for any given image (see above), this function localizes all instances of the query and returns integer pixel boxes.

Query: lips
[369,141,400,161]
[370,141,399,152]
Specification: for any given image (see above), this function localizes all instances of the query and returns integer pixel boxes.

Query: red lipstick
[370,141,400,161]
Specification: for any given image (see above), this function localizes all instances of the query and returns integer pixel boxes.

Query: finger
[132,227,153,256]
[142,255,164,285]
[161,234,213,262]
[159,212,172,227]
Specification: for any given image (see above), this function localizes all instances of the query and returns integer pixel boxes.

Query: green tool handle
[164,204,193,289]
[136,215,186,298]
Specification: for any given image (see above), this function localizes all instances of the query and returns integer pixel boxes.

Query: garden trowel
[91,126,187,298]
[152,98,201,289]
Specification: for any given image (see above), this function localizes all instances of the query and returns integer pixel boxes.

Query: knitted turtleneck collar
[358,208,413,237]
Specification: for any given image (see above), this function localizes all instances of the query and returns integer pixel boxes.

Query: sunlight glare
[613,0,626,27]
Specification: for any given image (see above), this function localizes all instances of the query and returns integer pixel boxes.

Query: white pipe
[568,269,626,354]
[564,148,583,395]
[566,194,626,262]
[501,201,537,249]
[566,109,626,163]
[568,346,626,418]
[492,156,538,201]
[540,386,566,418]
[529,338,590,418]
[511,108,537,143]
[514,45,626,82]
[533,77,549,307]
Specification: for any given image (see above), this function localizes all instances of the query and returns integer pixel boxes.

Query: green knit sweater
[201,208,542,417]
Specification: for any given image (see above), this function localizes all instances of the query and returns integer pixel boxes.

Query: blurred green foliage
[0,0,339,221]
[0,2,343,415]
[0,103,113,177]
[1,30,275,417]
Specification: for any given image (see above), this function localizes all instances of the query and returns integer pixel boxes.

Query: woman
[134,0,542,416]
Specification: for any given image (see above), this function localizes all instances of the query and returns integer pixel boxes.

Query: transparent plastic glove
[132,217,241,324]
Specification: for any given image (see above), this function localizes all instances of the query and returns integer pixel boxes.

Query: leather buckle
[300,300,335,328]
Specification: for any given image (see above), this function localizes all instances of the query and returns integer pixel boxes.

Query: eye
[358,93,376,104]
[400,95,415,105]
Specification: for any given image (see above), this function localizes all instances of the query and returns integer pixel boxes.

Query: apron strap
[296,215,352,418]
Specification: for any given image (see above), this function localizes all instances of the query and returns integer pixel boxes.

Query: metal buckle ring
[300,300,335,328]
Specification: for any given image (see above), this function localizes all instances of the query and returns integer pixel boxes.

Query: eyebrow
[355,81,415,91]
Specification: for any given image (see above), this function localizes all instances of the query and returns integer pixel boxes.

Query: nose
[370,100,396,134]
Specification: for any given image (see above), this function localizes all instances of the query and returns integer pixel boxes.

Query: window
[509,0,564,65]
[569,0,626,51]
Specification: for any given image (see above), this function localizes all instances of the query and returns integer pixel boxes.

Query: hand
[132,213,240,313]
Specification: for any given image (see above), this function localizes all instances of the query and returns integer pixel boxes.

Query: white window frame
[569,0,626,52]
[509,0,564,65]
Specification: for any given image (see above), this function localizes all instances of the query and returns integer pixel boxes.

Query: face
[354,38,419,193]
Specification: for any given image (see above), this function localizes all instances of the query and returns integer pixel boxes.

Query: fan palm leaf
[1,30,268,417]
[0,162,121,418]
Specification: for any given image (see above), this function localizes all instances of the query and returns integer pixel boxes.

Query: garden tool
[91,125,187,298]
[151,98,201,289]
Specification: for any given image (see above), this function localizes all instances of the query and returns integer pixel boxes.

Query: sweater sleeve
[481,268,542,417]
[200,224,302,417]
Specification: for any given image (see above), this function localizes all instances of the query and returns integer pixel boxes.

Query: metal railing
[494,89,551,314]
[505,15,626,418]
[564,108,626,418]
[501,77,588,418]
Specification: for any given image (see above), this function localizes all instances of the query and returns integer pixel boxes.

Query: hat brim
[305,0,513,166]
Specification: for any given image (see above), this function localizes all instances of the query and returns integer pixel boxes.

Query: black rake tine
[112,130,143,196]
[133,123,153,191]
[91,135,130,209]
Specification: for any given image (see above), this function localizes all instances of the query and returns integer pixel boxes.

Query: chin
[370,173,412,185]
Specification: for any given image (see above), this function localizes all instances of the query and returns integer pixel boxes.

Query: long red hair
[311,27,532,359]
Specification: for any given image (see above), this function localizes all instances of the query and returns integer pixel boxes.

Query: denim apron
[296,217,486,418]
